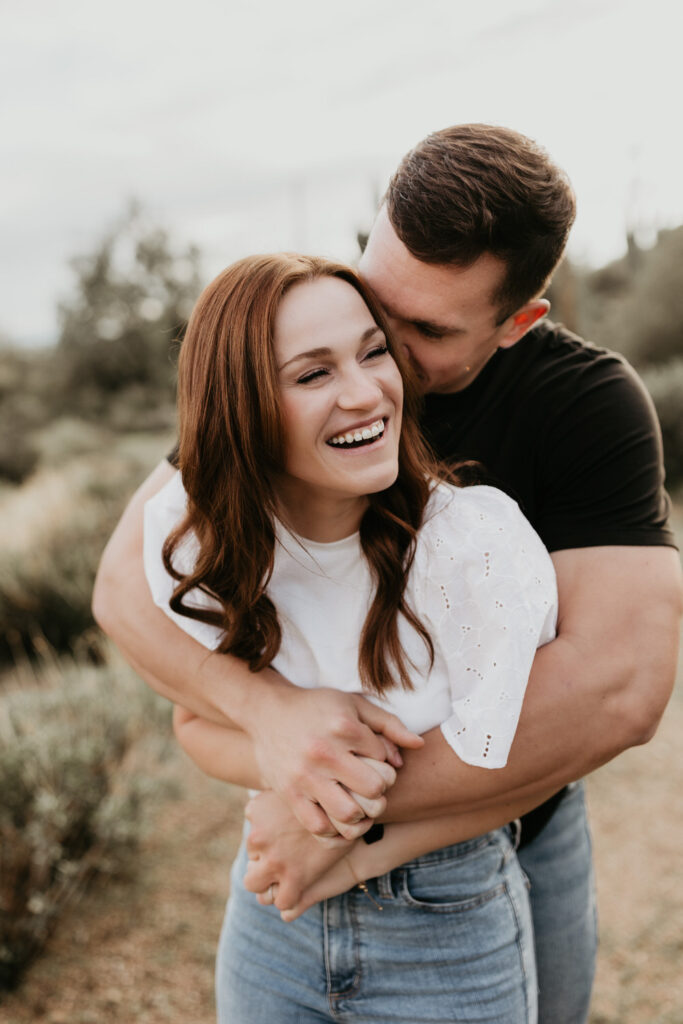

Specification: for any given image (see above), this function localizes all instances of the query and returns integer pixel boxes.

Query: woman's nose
[337,366,383,409]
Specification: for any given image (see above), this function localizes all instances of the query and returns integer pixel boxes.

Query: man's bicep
[383,544,682,824]
[551,545,682,736]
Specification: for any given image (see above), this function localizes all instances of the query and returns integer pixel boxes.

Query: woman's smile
[326,417,386,448]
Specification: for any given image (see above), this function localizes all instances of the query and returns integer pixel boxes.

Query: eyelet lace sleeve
[415,485,558,769]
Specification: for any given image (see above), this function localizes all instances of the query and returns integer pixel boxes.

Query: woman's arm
[243,774,564,920]
[172,706,264,788]
[172,708,395,839]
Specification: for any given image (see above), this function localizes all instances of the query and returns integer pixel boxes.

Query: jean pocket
[398,834,509,913]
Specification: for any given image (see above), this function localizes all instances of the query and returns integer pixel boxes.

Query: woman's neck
[276,487,369,543]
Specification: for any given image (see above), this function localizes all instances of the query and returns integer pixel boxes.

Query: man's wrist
[210,661,288,734]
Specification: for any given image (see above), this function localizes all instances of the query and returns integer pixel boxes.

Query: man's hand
[243,680,422,836]
[243,790,358,911]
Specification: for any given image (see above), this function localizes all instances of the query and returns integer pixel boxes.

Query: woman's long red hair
[164,253,448,694]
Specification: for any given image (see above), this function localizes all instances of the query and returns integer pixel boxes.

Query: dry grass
[587,680,683,1023]
[0,758,245,1024]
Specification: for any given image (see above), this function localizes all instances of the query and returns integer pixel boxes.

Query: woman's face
[274,276,403,537]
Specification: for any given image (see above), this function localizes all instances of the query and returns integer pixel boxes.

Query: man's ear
[498,299,550,349]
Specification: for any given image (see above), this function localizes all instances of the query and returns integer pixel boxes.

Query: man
[93,124,682,1023]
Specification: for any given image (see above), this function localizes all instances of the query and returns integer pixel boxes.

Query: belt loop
[376,870,394,899]
[509,818,522,851]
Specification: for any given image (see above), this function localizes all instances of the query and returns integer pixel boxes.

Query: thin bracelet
[343,854,383,910]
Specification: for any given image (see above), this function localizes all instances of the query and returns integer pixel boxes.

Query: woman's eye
[297,368,329,385]
[364,345,389,360]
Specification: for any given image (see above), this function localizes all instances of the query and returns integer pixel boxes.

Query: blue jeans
[216,827,536,1023]
[517,781,598,1024]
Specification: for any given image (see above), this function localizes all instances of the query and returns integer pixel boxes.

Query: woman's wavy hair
[164,253,447,695]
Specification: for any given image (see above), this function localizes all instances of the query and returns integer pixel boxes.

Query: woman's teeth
[328,419,385,447]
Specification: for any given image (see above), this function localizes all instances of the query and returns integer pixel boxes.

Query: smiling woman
[274,275,403,542]
[162,253,436,694]
[142,252,558,1023]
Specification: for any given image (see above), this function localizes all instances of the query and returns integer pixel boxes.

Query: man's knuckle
[329,713,355,738]
[304,737,332,764]
[332,802,357,824]
[364,776,385,800]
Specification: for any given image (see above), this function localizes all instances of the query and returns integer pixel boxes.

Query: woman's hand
[277,847,366,922]
[244,790,358,911]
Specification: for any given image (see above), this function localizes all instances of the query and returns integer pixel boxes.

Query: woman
[143,253,557,1023]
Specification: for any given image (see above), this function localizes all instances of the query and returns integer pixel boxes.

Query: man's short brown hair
[385,124,576,321]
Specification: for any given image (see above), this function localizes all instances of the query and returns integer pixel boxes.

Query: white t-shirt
[144,474,557,769]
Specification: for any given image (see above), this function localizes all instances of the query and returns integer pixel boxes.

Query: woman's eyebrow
[279,326,383,370]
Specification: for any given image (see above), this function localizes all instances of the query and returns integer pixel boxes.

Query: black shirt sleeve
[535,354,675,551]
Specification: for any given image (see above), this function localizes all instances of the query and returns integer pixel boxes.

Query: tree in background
[55,202,201,421]
[579,226,683,369]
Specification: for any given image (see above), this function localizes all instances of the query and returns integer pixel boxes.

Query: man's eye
[297,368,328,384]
[417,325,445,340]
[364,345,389,360]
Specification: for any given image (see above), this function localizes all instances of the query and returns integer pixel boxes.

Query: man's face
[358,206,517,395]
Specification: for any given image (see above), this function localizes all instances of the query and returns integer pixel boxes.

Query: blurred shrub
[0,347,54,484]
[30,417,113,468]
[0,446,167,665]
[0,428,39,485]
[55,202,200,416]
[0,655,173,990]
[641,359,683,488]
[582,226,683,368]
[0,514,110,663]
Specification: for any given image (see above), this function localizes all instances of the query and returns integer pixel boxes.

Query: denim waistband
[395,827,508,869]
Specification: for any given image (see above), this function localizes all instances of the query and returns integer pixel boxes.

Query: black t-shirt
[420,319,675,551]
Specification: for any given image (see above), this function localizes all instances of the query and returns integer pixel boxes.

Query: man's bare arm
[92,461,423,836]
[381,545,683,822]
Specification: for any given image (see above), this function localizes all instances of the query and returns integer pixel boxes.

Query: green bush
[0,347,53,484]
[55,204,199,414]
[0,656,173,990]
[0,429,39,485]
[641,359,683,488]
[0,445,168,665]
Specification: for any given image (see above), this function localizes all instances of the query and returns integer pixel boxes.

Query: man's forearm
[381,626,676,825]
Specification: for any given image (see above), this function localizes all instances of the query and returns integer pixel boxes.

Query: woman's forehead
[275,277,376,360]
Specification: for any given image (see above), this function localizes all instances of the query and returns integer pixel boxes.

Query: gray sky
[2,0,681,346]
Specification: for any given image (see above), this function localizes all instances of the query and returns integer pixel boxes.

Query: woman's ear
[498,299,550,350]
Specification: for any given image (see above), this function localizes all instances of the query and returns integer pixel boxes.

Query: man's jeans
[518,781,598,1024]
[217,827,537,1023]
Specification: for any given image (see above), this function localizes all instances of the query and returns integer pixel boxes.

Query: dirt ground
[1,677,681,1024]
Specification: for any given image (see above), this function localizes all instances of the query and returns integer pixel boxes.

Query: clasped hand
[244,787,373,920]
[244,754,395,918]
[246,683,422,838]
